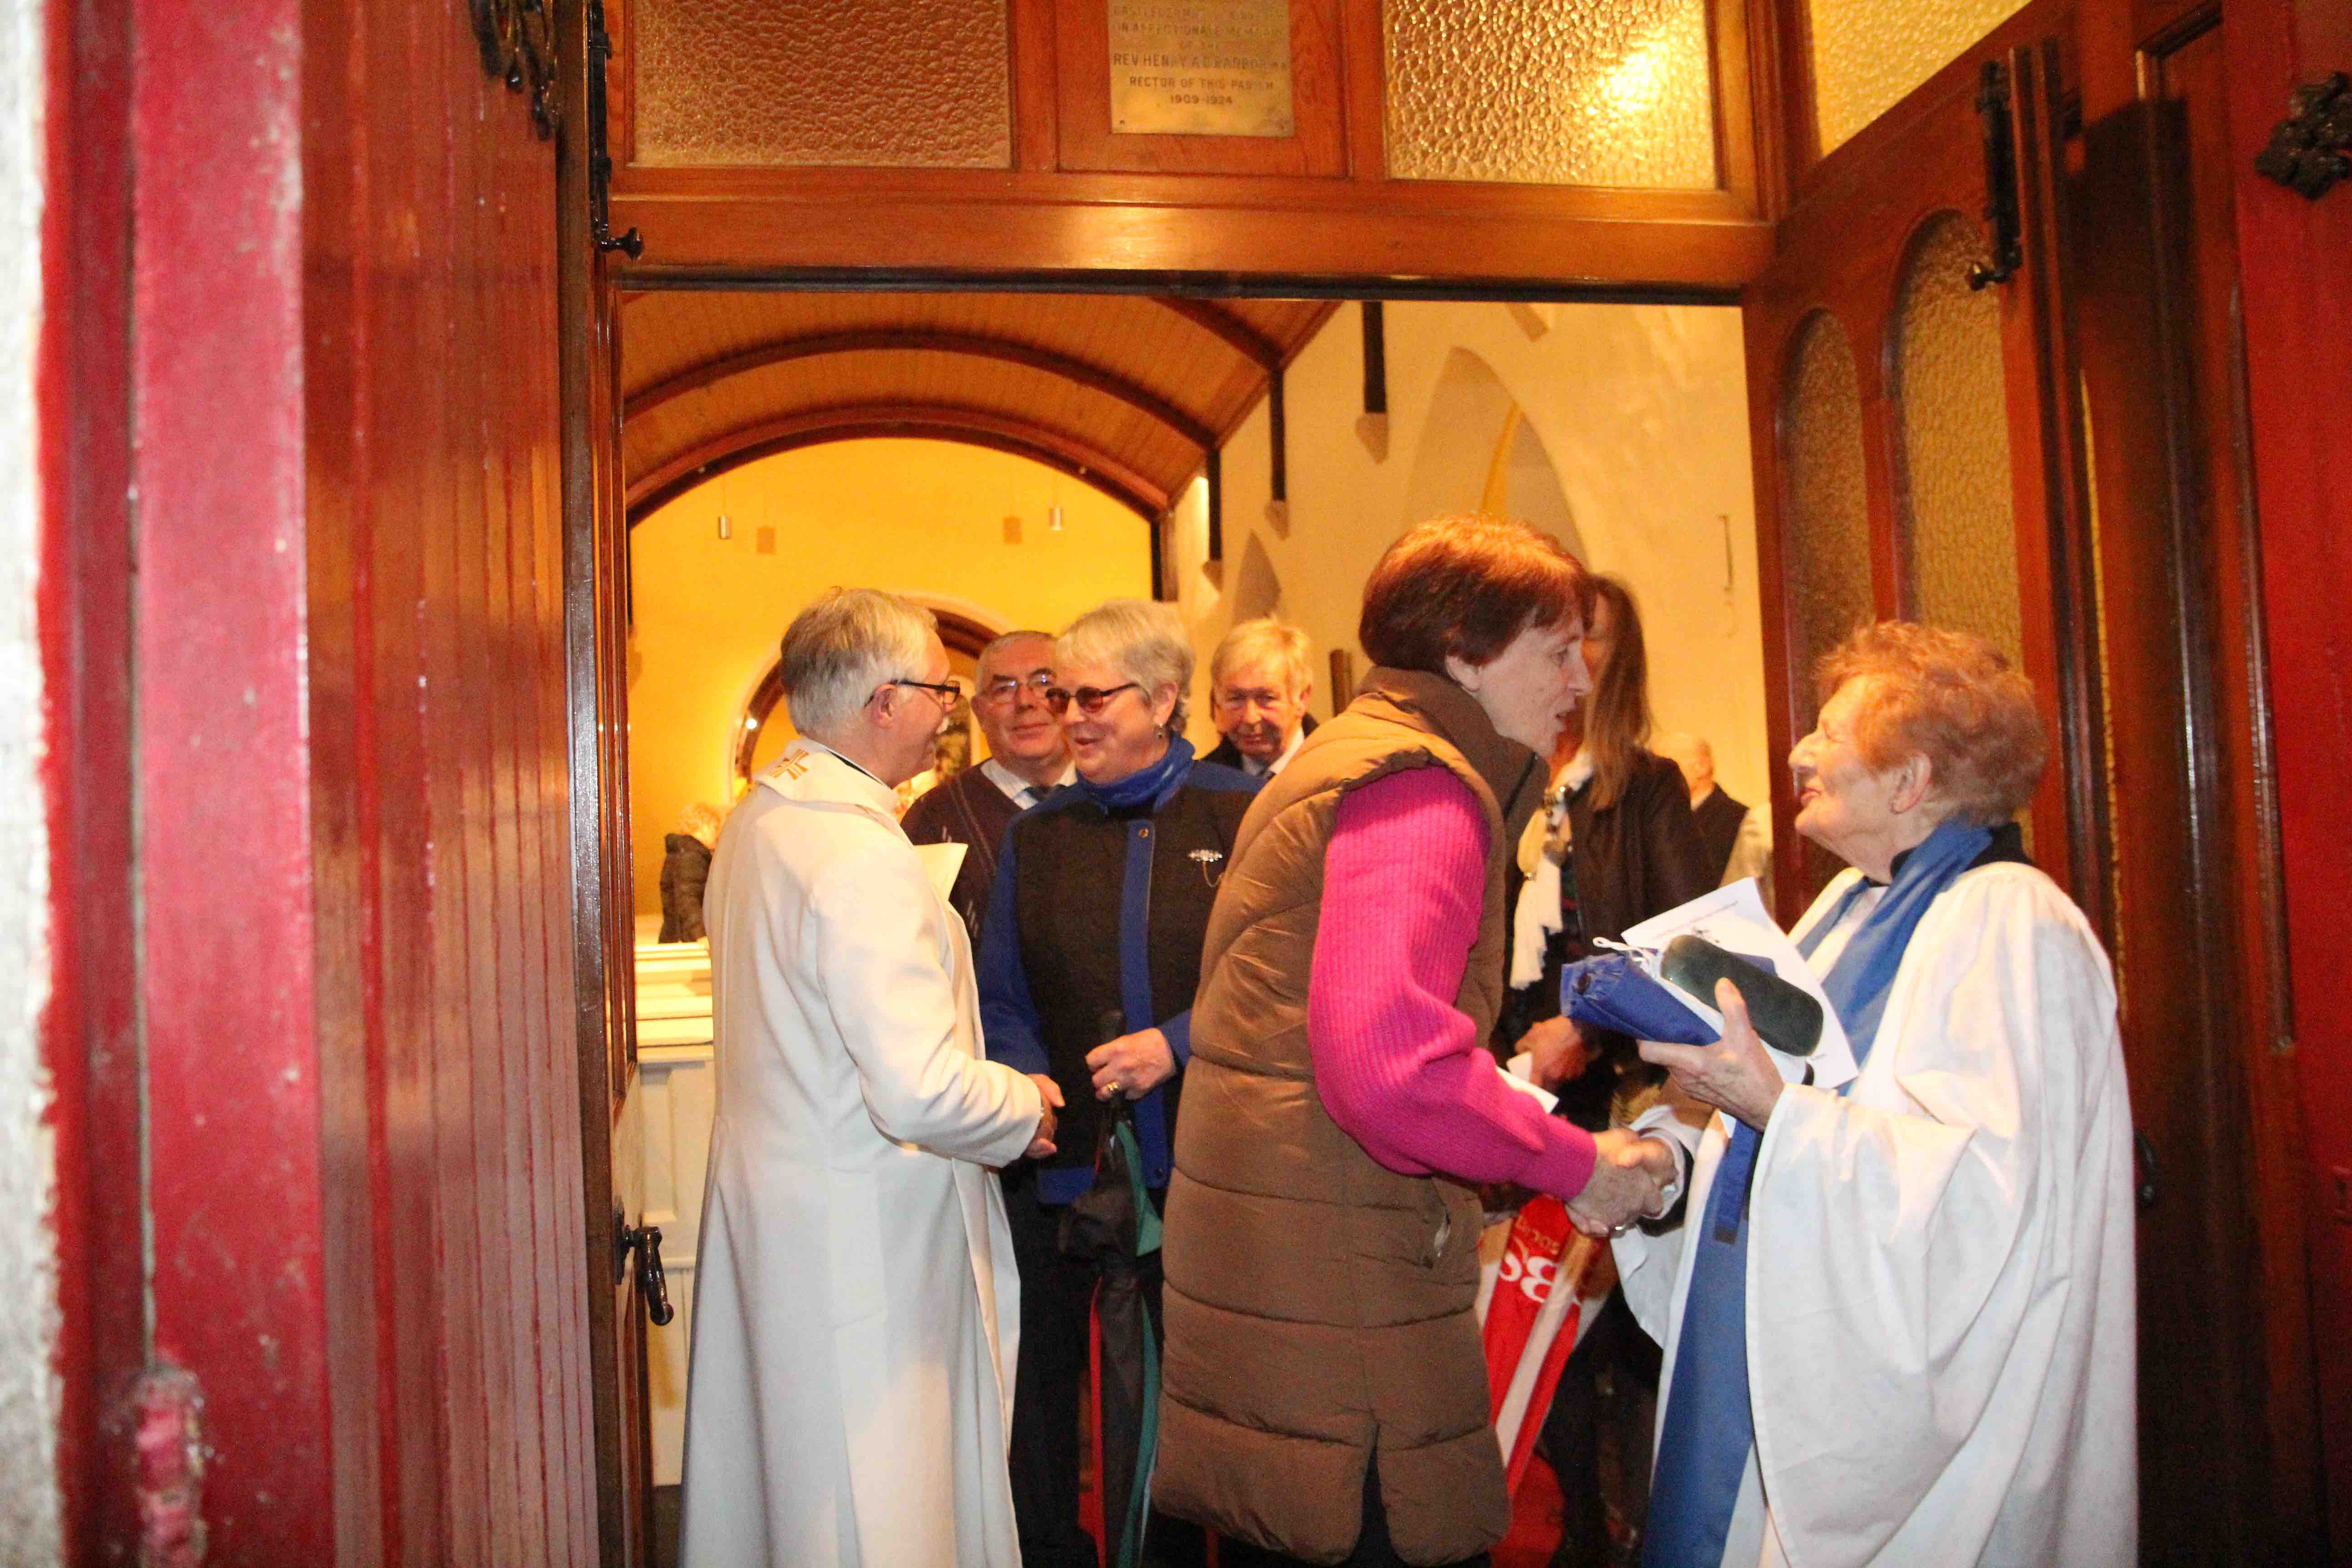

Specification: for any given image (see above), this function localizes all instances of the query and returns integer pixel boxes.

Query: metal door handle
[2132,1129,2160,1211]
[614,1208,677,1326]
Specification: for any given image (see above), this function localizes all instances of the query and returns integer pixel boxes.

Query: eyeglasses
[887,676,967,711]
[979,671,1057,704]
[1044,681,1140,717]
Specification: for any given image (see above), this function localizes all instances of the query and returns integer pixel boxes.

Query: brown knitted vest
[1155,668,1544,1566]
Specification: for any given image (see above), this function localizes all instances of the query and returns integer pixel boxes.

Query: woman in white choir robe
[1617,622,2136,1568]
[678,588,1058,1568]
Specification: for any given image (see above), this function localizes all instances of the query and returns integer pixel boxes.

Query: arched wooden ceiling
[619,291,1337,527]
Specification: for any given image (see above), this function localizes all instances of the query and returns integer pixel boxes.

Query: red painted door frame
[46,0,616,1557]
[2229,0,2352,1543]
[43,0,141,1555]
[108,0,337,1554]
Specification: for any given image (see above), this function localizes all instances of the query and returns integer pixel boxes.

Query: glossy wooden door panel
[561,0,657,1556]
[1743,2,2094,925]
[1749,0,2332,1556]
[2227,0,2352,1546]
[72,0,618,1551]
[304,0,600,1560]
[2071,13,2322,1559]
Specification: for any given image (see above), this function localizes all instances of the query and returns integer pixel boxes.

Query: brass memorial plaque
[1108,0,1294,138]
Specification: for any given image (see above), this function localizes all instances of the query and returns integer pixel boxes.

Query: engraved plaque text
[1108,0,1294,138]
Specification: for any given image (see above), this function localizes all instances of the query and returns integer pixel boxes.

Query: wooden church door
[1740,5,2097,928]
[563,0,661,1559]
[1739,0,2330,1558]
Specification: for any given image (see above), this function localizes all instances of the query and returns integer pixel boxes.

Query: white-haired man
[1202,617,1317,776]
[680,588,1064,1568]
[1653,730,1774,906]
[901,628,1074,940]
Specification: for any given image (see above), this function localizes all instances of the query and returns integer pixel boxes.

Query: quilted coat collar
[1349,666,1545,834]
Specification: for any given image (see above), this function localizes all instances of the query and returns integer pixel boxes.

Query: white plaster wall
[0,0,57,1553]
[1171,301,1771,813]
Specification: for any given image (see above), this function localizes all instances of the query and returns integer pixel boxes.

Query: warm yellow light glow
[627,438,1152,915]
[1603,36,1668,118]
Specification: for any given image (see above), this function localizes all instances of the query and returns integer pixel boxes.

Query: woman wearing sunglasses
[978,597,1261,1568]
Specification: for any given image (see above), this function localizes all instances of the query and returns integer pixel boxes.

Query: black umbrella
[1058,1015,1164,1568]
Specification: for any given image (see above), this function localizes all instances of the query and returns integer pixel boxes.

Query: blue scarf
[1074,734,1194,812]
[1644,817,1993,1568]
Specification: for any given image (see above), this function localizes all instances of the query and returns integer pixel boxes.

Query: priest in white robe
[679,588,1063,1568]
[1617,622,2136,1568]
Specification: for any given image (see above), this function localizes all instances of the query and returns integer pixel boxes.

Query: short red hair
[1817,622,2046,825]
[1359,515,1594,675]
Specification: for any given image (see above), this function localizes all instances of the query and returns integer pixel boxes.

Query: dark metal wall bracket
[1968,60,2024,290]
[470,0,559,137]
[2254,72,2352,200]
[1205,446,1224,567]
[588,0,644,257]
[1264,368,1289,534]
[1357,301,1390,461]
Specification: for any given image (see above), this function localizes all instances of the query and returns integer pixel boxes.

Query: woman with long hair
[1501,573,1715,1568]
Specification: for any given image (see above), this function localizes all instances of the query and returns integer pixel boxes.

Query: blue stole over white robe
[1642,820,1997,1567]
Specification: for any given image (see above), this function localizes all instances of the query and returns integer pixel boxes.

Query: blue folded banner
[1559,949,1778,1045]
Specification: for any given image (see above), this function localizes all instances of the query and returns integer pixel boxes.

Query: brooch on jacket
[1188,847,1225,887]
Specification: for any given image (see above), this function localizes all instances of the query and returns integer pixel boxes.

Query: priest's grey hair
[1058,598,1193,736]
[779,588,938,743]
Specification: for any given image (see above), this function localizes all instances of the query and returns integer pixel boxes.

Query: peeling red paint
[130,0,333,1553]
[133,1368,206,1568]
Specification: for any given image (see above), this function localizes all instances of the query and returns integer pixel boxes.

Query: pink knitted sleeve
[1308,766,1598,1200]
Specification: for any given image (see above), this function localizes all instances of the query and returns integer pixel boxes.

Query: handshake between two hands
[1024,1074,1066,1161]
[1565,1127,1682,1240]
[1019,1027,1181,1161]
[1529,979,1790,1239]
[1515,1013,1680,1238]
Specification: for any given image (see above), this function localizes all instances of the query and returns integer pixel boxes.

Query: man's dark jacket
[1199,710,1316,773]
[1690,784,1751,884]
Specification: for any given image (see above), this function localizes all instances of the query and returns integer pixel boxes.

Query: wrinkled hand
[1564,1127,1677,1239]
[1086,1028,1176,1101]
[1521,1014,1592,1088]
[1024,1073,1065,1160]
[1637,979,1784,1132]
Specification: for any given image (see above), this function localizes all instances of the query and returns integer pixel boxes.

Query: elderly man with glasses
[902,628,1076,941]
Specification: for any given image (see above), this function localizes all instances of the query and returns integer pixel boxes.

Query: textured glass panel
[1895,212,2021,666]
[1808,0,2028,153]
[1784,312,1874,708]
[636,0,1011,168]
[1385,0,1717,189]
[1782,311,1874,896]
[1895,211,2029,850]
